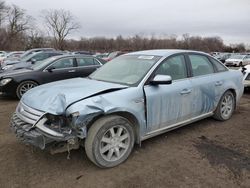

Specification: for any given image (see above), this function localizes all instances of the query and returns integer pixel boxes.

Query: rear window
[77,58,95,66]
[209,57,228,72]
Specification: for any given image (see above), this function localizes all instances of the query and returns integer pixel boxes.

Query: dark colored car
[0,55,103,98]
[1,51,64,72]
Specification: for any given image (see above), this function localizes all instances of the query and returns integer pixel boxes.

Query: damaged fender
[66,87,147,142]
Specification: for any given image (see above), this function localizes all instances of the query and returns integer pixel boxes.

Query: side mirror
[47,67,55,72]
[150,75,172,85]
[30,58,37,64]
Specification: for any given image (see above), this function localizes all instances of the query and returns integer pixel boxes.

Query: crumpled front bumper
[10,113,67,149]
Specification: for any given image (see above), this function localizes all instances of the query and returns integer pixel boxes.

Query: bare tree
[26,28,46,49]
[0,0,8,27]
[7,4,31,37]
[43,9,80,50]
[3,4,33,50]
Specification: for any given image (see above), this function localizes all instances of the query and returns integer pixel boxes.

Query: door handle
[68,70,76,73]
[215,81,223,86]
[180,89,192,95]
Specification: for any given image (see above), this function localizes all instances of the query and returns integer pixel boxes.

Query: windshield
[230,55,246,60]
[31,56,58,70]
[20,53,37,62]
[20,49,35,59]
[89,55,161,86]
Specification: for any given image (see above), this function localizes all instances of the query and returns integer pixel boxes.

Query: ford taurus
[10,50,244,168]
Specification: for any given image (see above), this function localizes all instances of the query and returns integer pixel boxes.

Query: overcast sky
[6,0,250,45]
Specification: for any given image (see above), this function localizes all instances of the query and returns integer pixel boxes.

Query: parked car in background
[20,48,55,58]
[9,49,243,168]
[211,52,221,56]
[102,51,126,61]
[0,51,25,66]
[95,52,110,60]
[2,48,55,67]
[0,54,103,98]
[215,53,232,63]
[0,51,7,57]
[72,51,94,55]
[1,51,64,71]
[225,55,250,67]
[5,51,25,59]
[0,51,7,64]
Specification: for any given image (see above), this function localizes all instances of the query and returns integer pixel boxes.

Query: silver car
[10,50,243,168]
[225,54,250,67]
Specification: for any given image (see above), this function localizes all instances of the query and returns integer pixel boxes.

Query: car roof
[51,54,94,59]
[126,49,208,57]
[33,51,63,55]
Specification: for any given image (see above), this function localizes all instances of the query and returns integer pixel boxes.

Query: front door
[42,57,77,83]
[144,54,193,133]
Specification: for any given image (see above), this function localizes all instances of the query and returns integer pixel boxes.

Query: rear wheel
[16,80,38,99]
[213,90,235,121]
[85,115,135,168]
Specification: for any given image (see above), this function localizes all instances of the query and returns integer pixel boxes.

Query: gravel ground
[0,92,249,188]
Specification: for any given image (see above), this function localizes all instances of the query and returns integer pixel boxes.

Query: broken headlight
[44,114,72,134]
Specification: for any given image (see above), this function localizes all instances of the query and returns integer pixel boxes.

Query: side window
[49,53,61,57]
[50,58,74,69]
[209,57,227,72]
[155,55,187,80]
[189,55,214,76]
[77,58,94,67]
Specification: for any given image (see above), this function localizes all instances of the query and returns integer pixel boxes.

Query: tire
[239,62,243,67]
[213,90,235,121]
[16,80,38,99]
[85,115,135,168]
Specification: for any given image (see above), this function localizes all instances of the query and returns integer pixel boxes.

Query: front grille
[10,112,48,149]
[16,102,44,125]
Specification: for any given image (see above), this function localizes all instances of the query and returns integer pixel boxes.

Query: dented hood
[21,77,128,115]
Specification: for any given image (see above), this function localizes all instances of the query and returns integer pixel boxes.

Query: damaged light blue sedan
[11,50,244,168]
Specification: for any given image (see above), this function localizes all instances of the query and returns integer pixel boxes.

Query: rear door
[75,57,101,77]
[144,54,194,133]
[187,54,222,117]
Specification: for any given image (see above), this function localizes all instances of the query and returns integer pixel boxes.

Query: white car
[225,55,250,67]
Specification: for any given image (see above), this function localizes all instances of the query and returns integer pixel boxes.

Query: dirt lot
[0,92,249,188]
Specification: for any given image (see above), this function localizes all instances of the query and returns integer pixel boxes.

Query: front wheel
[16,80,38,99]
[213,90,235,121]
[85,115,135,168]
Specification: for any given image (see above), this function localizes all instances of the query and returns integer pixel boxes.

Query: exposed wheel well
[86,112,141,144]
